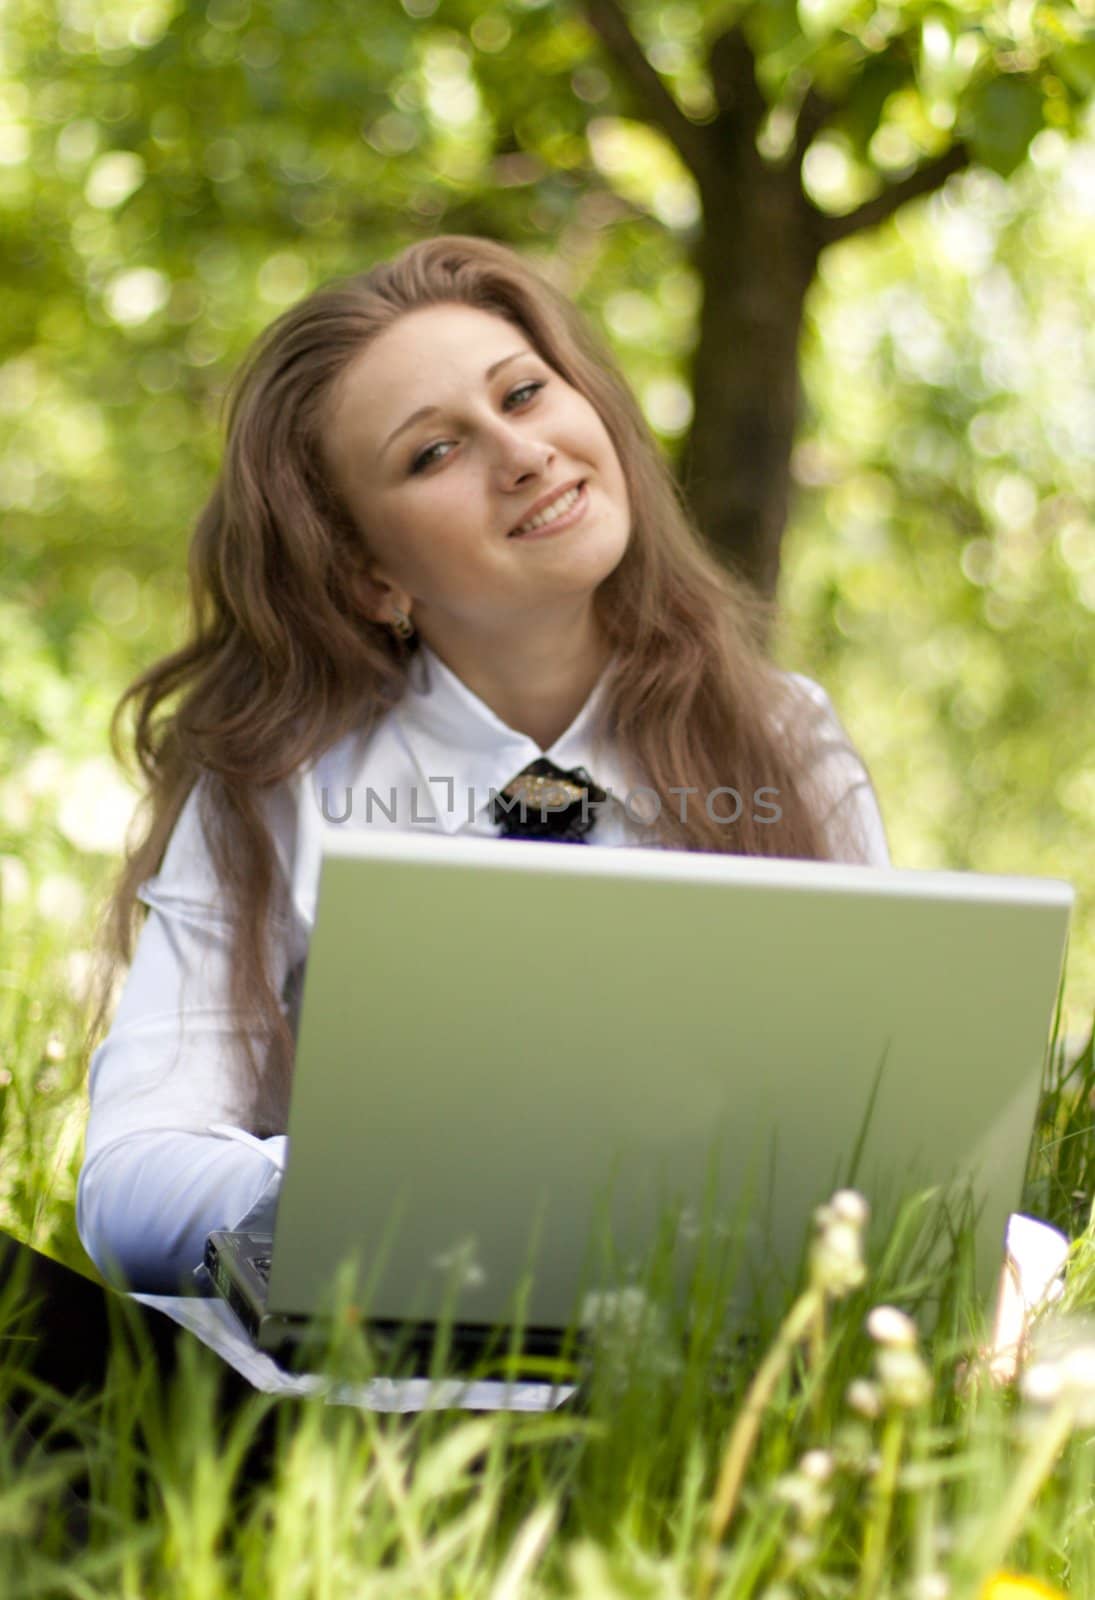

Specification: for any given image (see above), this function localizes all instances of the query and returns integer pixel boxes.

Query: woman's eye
[410,441,448,473]
[506,380,545,408]
[409,380,546,474]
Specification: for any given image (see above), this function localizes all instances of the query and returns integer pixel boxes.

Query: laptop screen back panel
[267,836,1072,1334]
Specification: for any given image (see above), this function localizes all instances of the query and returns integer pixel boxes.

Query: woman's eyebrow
[379,350,531,456]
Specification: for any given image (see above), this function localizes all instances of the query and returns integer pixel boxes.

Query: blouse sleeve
[786,674,892,868]
[76,776,309,1293]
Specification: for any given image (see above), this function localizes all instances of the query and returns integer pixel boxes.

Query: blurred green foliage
[777,134,1095,1025]
[740,0,1095,177]
[1,0,1092,1067]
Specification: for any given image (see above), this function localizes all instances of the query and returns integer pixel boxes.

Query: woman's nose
[490,420,554,481]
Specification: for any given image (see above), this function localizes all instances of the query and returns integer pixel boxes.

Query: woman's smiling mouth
[508,481,588,539]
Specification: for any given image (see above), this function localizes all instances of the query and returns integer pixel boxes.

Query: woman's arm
[77,1131,286,1293]
[786,674,892,868]
[77,777,307,1294]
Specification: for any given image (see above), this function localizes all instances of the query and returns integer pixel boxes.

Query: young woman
[10,237,890,1398]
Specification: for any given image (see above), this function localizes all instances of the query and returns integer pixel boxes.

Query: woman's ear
[347,563,411,628]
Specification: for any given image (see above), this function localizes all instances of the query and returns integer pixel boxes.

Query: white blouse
[77,644,891,1292]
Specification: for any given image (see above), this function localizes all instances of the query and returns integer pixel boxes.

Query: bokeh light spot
[84,149,145,209]
[105,267,170,326]
[257,251,311,306]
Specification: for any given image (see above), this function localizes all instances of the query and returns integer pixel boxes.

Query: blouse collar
[390,640,638,835]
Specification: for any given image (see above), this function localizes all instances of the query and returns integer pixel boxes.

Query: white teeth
[511,484,581,535]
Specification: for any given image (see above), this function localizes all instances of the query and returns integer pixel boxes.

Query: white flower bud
[773,1468,833,1533]
[676,1206,701,1242]
[578,1287,682,1390]
[875,1345,933,1409]
[809,1218,868,1297]
[866,1305,919,1348]
[774,1475,816,1513]
[785,1533,816,1566]
[829,1189,870,1228]
[1023,1314,1095,1426]
[1020,1361,1064,1406]
[909,1575,950,1600]
[846,1378,882,1419]
[798,1448,835,1483]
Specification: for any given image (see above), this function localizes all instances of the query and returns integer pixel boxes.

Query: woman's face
[321,303,632,653]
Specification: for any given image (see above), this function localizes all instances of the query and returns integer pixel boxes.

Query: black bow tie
[491,758,608,843]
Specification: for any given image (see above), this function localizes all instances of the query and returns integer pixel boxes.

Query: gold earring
[388,607,415,640]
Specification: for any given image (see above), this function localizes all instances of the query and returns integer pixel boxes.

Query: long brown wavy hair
[92,233,865,1133]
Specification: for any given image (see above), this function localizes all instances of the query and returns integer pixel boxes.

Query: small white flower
[773,1464,833,1531]
[432,1241,486,1290]
[798,1448,835,1482]
[1020,1361,1064,1406]
[875,1345,933,1410]
[676,1206,701,1242]
[578,1287,682,1388]
[866,1305,919,1348]
[846,1378,882,1419]
[909,1575,950,1600]
[774,1475,816,1513]
[829,1189,870,1228]
[810,1217,867,1297]
[1022,1313,1095,1426]
[580,1286,651,1337]
[807,1191,871,1297]
[785,1532,816,1566]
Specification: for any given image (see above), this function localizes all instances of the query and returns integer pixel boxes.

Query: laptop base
[204,1230,585,1384]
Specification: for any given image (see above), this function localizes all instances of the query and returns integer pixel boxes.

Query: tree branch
[792,84,835,166]
[814,143,970,248]
[578,0,715,179]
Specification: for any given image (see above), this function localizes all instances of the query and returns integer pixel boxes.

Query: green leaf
[1054,41,1095,99]
[964,73,1046,176]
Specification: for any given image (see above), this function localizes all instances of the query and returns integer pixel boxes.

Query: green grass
[1,907,1093,1599]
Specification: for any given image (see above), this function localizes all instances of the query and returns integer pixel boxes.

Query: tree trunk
[576,3,968,627]
[678,147,819,620]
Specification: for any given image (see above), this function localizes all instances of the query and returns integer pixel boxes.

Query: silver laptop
[205,832,1073,1370]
